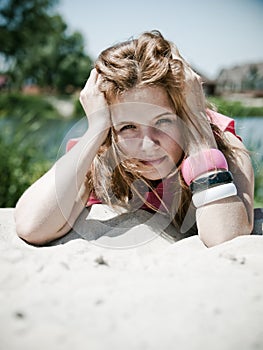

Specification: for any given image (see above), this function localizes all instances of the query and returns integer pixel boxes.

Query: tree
[0,0,57,56]
[0,0,93,92]
[14,14,93,92]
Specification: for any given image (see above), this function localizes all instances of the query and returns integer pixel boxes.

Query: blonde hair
[86,30,235,233]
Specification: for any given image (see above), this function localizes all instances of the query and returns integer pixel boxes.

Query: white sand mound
[0,207,262,350]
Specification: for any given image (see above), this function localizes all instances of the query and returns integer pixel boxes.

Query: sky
[57,0,263,79]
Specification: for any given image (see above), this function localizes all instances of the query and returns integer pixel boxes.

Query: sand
[0,207,263,350]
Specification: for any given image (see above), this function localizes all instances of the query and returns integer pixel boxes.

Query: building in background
[216,62,263,96]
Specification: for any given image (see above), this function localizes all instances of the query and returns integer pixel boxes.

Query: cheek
[162,126,182,147]
[117,137,139,156]
[171,143,183,164]
[161,135,183,163]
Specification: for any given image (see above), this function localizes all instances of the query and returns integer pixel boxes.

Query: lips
[140,156,167,166]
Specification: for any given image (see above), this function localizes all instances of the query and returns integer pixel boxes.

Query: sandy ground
[0,207,263,350]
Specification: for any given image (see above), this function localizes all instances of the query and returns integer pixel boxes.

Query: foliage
[72,96,85,119]
[0,0,57,56]
[0,92,61,120]
[0,92,65,207]
[0,135,52,207]
[0,0,93,93]
[249,143,263,208]
[208,97,263,117]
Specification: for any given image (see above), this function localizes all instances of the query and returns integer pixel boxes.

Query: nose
[141,129,160,151]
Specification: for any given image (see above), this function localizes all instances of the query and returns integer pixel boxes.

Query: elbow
[199,222,252,248]
[15,208,44,245]
[196,199,254,248]
[15,207,70,246]
[15,207,28,239]
[15,224,50,246]
[15,218,38,245]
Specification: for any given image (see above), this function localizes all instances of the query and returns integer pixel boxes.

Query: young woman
[15,30,254,247]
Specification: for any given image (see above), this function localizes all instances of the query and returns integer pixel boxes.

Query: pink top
[206,109,242,141]
[66,110,242,211]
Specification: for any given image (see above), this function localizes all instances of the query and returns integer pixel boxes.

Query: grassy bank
[208,97,263,117]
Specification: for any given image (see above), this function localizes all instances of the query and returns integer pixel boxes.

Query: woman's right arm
[15,69,111,245]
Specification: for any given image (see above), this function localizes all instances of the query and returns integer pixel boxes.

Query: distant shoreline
[208,94,263,117]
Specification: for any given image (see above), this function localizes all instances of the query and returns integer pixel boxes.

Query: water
[56,116,263,157]
[1,115,262,193]
[1,116,263,159]
[1,115,262,153]
[234,117,263,171]
[234,117,263,152]
[0,116,87,162]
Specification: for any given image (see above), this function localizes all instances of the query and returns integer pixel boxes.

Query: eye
[120,124,136,132]
[156,118,172,126]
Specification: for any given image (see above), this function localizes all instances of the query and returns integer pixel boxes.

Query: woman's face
[111,86,183,180]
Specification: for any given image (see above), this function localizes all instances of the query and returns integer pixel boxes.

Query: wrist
[180,149,238,208]
[181,148,228,186]
[190,170,234,193]
[192,182,237,208]
[66,126,110,153]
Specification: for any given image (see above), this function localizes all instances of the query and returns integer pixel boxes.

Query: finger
[82,68,98,91]
[89,68,98,81]
[96,73,103,84]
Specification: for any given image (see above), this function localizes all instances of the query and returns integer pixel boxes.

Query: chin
[143,174,162,181]
[141,168,171,181]
[138,159,175,180]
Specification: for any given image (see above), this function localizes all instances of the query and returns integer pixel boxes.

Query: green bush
[0,93,63,207]
[249,146,263,208]
[208,97,263,117]
[0,92,63,120]
[0,135,52,207]
[72,96,85,119]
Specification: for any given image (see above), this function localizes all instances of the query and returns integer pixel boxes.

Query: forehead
[110,86,175,124]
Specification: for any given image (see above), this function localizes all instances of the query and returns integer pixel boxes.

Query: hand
[183,66,217,152]
[79,68,111,136]
[183,67,206,115]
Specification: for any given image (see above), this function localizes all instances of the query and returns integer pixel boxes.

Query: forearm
[19,180,91,245]
[53,126,107,219]
[186,132,254,247]
[196,195,254,247]
[15,126,107,240]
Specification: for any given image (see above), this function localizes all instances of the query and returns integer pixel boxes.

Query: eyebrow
[153,112,176,120]
[115,112,176,126]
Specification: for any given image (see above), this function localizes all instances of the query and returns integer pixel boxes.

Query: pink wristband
[181,148,228,185]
